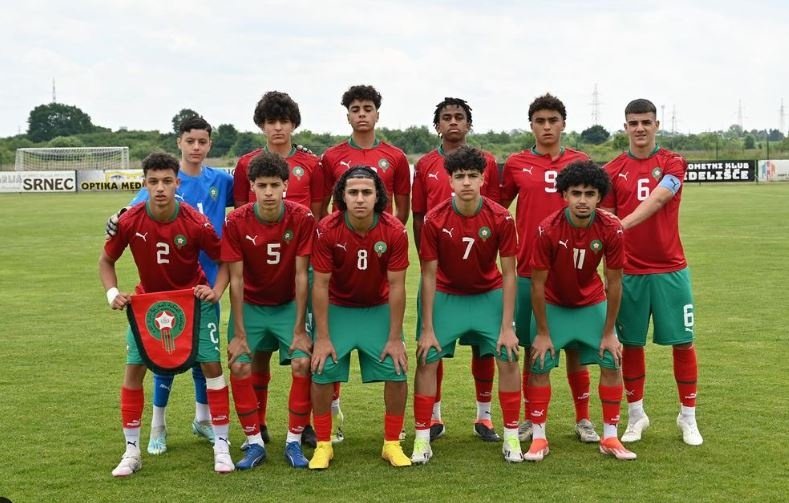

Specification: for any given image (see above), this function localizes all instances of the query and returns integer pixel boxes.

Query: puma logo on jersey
[441,227,455,238]
[538,226,545,236]
[340,160,352,169]
[522,167,533,174]
[505,215,513,221]
[617,229,624,235]
[427,172,440,180]
[336,242,348,251]
[558,239,569,249]
[135,232,148,242]
[245,235,258,246]
[618,172,629,181]
[530,409,545,418]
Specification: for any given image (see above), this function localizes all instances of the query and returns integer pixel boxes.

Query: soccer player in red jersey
[412,98,502,442]
[320,85,411,224]
[214,151,316,469]
[232,91,325,446]
[99,152,234,476]
[309,166,411,469]
[500,94,599,443]
[525,160,636,462]
[601,99,702,446]
[234,91,324,216]
[410,146,522,464]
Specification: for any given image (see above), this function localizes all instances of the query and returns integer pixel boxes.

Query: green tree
[767,129,784,141]
[48,136,85,148]
[611,132,629,150]
[27,103,95,142]
[744,135,756,149]
[580,125,610,145]
[171,108,201,134]
[212,124,238,157]
[232,132,265,157]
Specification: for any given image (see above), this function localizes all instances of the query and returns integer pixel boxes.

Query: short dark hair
[253,91,301,128]
[528,93,567,121]
[625,98,657,116]
[556,160,610,200]
[433,97,473,128]
[178,115,212,136]
[341,85,382,109]
[333,165,387,213]
[247,151,289,182]
[142,151,180,177]
[443,145,486,175]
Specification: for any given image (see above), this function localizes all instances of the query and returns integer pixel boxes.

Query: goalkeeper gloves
[105,206,131,240]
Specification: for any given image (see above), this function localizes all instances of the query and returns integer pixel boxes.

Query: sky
[1,0,787,138]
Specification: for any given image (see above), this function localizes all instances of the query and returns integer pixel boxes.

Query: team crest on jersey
[283,229,294,242]
[209,186,218,200]
[374,241,387,256]
[378,158,390,171]
[145,301,187,354]
[292,166,305,179]
[590,239,603,253]
[651,167,663,180]
[174,234,187,249]
[478,226,492,241]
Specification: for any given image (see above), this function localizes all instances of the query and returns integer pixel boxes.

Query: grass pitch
[0,183,787,502]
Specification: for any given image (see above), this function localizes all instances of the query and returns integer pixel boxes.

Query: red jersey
[104,202,220,294]
[320,138,411,213]
[411,147,501,215]
[221,200,316,306]
[420,197,517,295]
[601,147,687,274]
[234,147,323,209]
[530,208,625,307]
[312,211,409,307]
[501,147,589,277]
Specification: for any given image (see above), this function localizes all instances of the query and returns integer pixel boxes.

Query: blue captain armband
[658,174,682,195]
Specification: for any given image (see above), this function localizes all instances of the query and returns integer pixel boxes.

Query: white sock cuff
[205,375,226,390]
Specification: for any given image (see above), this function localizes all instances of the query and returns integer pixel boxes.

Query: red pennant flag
[126,288,201,375]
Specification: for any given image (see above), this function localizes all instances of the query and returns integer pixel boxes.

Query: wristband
[106,287,120,305]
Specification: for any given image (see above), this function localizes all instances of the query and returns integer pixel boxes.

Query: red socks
[251,371,271,426]
[332,381,341,402]
[313,412,332,442]
[435,359,444,403]
[526,385,551,426]
[499,390,521,429]
[622,346,646,403]
[521,364,531,420]
[673,346,698,407]
[472,355,495,403]
[120,387,144,429]
[413,393,435,430]
[599,383,623,426]
[384,413,404,441]
[206,385,230,426]
[230,375,259,436]
[288,374,312,434]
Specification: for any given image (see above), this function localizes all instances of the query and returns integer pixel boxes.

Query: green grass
[0,185,787,502]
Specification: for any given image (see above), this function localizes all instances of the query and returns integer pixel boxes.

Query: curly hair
[332,165,388,213]
[528,93,567,121]
[341,85,382,109]
[142,151,180,177]
[433,97,472,128]
[178,115,212,136]
[443,145,486,175]
[247,151,289,182]
[624,98,657,116]
[253,91,301,128]
[556,160,610,199]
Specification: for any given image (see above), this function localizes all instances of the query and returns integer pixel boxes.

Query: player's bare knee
[200,361,223,379]
[673,342,693,350]
[599,367,621,386]
[123,364,147,388]
[230,361,251,379]
[251,351,272,372]
[290,357,310,377]
[529,371,551,387]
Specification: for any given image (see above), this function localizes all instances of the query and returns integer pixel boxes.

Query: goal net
[15,147,129,171]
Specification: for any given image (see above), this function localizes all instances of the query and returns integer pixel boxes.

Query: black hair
[341,85,382,109]
[624,98,657,116]
[528,93,567,121]
[443,145,486,175]
[556,160,610,200]
[247,151,289,182]
[433,97,472,128]
[142,151,180,177]
[253,91,302,128]
[332,165,387,213]
[178,115,212,136]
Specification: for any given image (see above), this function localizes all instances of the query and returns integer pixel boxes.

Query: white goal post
[15,147,129,171]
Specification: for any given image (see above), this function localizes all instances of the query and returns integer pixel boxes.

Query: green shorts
[529,301,617,374]
[417,289,515,364]
[617,268,695,347]
[126,299,220,365]
[515,276,533,347]
[228,301,309,365]
[312,303,406,384]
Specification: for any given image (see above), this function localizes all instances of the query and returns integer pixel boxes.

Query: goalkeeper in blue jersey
[105,115,234,455]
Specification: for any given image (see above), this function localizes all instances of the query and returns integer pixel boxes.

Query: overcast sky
[1,0,787,138]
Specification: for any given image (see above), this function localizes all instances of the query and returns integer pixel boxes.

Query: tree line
[2,102,787,168]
